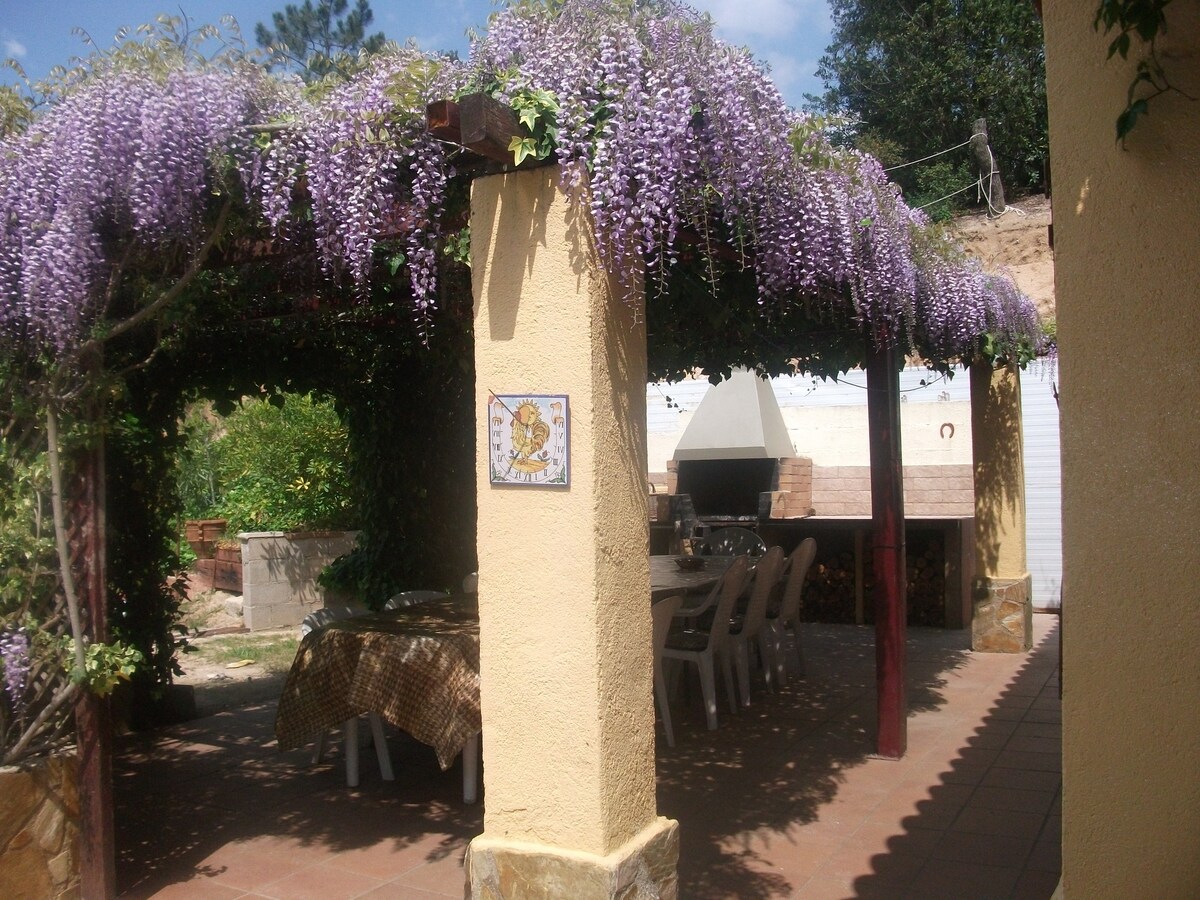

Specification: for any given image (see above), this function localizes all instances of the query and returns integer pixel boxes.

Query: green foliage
[105,404,192,689]
[909,160,975,222]
[66,638,143,697]
[0,84,33,140]
[506,87,561,165]
[0,443,57,618]
[255,0,387,82]
[188,393,357,534]
[816,0,1048,198]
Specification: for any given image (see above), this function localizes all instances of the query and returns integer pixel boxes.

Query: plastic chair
[300,607,394,788]
[651,594,685,747]
[383,590,448,610]
[694,527,767,557]
[767,538,817,685]
[727,545,785,706]
[662,555,751,730]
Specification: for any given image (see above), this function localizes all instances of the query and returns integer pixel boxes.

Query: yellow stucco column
[969,359,1032,652]
[465,165,678,898]
[1045,4,1200,896]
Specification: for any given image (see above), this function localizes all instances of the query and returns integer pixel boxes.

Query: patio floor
[115,613,1060,899]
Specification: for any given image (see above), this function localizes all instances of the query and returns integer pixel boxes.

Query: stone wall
[239,530,358,631]
[0,752,79,899]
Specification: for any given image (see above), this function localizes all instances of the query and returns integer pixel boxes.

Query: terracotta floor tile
[930,830,1035,869]
[322,835,463,881]
[1026,838,1063,873]
[907,860,1023,899]
[790,874,859,899]
[114,616,1062,900]
[252,863,385,900]
[968,785,1057,816]
[1014,867,1063,898]
[128,877,250,899]
[1013,721,1061,740]
[980,766,1062,793]
[994,749,1063,773]
[385,852,467,895]
[950,806,1048,840]
[198,846,319,892]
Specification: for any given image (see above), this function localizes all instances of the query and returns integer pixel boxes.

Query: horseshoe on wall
[940,422,955,439]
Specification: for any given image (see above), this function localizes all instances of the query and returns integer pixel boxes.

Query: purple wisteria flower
[0,0,1042,371]
[0,628,31,717]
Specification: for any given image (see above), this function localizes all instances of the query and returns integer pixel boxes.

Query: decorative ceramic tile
[487,393,570,487]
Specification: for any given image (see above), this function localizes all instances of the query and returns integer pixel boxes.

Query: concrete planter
[0,752,79,899]
[238,530,359,631]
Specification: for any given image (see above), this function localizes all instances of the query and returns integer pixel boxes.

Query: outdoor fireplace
[665,369,813,527]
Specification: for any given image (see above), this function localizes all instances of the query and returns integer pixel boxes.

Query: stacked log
[799,529,946,627]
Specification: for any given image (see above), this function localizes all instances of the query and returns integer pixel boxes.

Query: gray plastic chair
[300,606,394,787]
[662,555,751,729]
[652,594,685,747]
[767,538,817,684]
[727,546,785,706]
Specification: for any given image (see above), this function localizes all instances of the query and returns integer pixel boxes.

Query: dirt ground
[174,586,294,716]
[952,193,1055,321]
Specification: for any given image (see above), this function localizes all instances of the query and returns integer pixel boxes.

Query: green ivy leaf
[509,135,537,166]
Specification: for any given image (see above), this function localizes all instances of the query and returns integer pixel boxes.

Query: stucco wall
[471,167,657,856]
[1045,4,1200,896]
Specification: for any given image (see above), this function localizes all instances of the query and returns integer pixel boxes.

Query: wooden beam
[458,92,522,163]
[426,99,462,144]
[866,336,907,759]
[72,441,116,898]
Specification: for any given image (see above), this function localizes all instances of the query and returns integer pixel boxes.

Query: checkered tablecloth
[274,595,481,770]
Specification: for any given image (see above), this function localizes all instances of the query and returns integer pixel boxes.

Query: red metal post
[866,337,907,759]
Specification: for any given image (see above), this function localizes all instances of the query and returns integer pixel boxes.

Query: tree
[815,0,1048,212]
[255,0,387,81]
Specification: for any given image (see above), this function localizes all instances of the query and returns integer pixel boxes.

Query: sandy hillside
[951,194,1055,323]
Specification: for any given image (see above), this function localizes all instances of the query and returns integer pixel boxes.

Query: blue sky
[0,0,832,107]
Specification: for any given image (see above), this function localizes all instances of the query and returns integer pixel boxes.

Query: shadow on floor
[115,618,1061,899]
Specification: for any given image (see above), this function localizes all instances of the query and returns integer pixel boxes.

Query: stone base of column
[971,573,1034,652]
[466,817,679,900]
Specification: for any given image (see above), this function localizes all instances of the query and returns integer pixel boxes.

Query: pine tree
[255,0,387,81]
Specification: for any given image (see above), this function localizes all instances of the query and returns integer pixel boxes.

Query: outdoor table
[650,554,735,601]
[274,594,480,772]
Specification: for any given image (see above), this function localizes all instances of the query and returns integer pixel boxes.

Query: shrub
[179,392,357,534]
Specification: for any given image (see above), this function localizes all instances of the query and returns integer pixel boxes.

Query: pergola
[1,6,1038,896]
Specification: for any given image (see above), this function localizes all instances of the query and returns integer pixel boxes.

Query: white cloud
[4,38,28,60]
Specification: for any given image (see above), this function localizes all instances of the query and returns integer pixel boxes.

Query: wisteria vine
[0,0,1042,377]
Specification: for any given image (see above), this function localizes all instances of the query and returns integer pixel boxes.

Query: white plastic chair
[767,538,817,685]
[300,606,394,788]
[651,594,684,747]
[383,590,448,610]
[727,545,785,707]
[662,555,751,730]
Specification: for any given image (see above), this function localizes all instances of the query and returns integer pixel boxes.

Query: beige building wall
[1044,4,1200,896]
